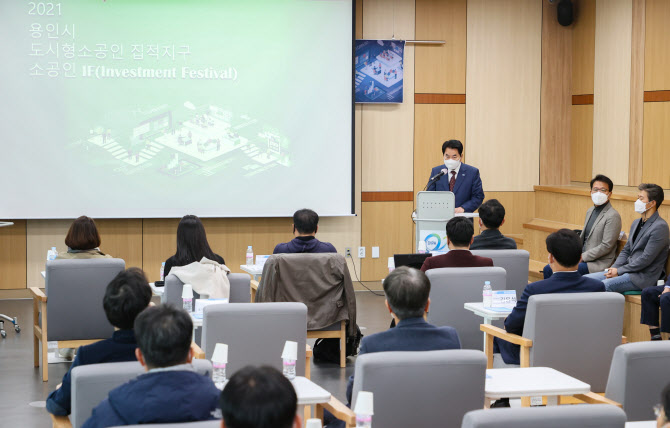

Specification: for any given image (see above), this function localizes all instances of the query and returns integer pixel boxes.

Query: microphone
[423,169,448,191]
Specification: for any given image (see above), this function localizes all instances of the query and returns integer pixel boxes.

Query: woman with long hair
[163,215,224,277]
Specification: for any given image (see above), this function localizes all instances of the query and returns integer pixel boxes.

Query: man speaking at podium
[426,140,484,214]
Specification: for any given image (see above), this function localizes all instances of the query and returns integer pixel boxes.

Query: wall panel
[644,0,670,91]
[96,219,143,269]
[642,102,670,189]
[572,0,596,95]
[466,0,542,192]
[592,0,632,186]
[570,105,594,182]
[415,0,467,94]
[629,0,645,186]
[0,221,26,290]
[480,192,535,236]
[26,220,71,288]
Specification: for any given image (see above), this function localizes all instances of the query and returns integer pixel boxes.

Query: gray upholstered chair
[425,267,507,350]
[30,258,125,381]
[70,360,213,428]
[481,293,624,395]
[318,350,487,428]
[114,422,220,428]
[461,404,627,428]
[201,302,307,378]
[471,249,530,298]
[605,341,670,421]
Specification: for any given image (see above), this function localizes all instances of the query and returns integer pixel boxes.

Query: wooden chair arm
[318,396,355,427]
[622,335,628,344]
[191,342,206,359]
[250,280,259,291]
[573,392,622,408]
[30,287,47,302]
[50,414,72,428]
[306,343,313,358]
[480,324,533,347]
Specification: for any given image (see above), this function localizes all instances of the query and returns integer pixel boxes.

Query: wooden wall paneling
[570,104,594,182]
[480,192,535,236]
[642,102,670,189]
[361,201,414,281]
[414,0,467,94]
[629,0,645,186]
[26,220,71,288]
[96,219,143,269]
[0,220,27,290]
[644,0,670,91]
[466,0,542,192]
[572,0,596,95]
[413,104,466,196]
[142,218,181,282]
[540,0,572,186]
[592,0,632,186]
[356,0,363,39]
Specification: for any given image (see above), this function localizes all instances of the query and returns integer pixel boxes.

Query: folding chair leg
[340,322,346,368]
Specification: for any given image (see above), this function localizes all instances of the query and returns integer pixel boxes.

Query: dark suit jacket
[345,317,461,404]
[494,271,605,364]
[420,250,493,272]
[426,163,485,213]
[470,229,518,250]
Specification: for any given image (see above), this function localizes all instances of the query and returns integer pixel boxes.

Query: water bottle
[354,391,373,428]
[356,414,372,428]
[246,246,254,266]
[213,363,227,390]
[282,358,296,380]
[182,284,194,313]
[483,281,492,308]
[160,262,165,281]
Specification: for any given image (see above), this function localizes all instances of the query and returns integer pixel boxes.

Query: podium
[415,191,455,252]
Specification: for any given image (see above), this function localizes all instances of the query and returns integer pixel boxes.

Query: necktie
[449,171,456,192]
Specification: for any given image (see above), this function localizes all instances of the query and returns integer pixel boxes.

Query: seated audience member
[82,305,220,428]
[420,217,493,272]
[46,268,152,416]
[56,216,112,259]
[585,183,669,293]
[220,366,301,428]
[655,383,670,428]
[543,174,622,279]
[273,208,336,254]
[326,267,460,427]
[164,215,225,277]
[640,275,670,340]
[470,199,517,250]
[492,229,605,407]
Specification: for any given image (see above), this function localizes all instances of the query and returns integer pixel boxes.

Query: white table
[293,376,331,405]
[148,282,164,297]
[625,422,655,427]
[240,264,263,282]
[485,367,591,407]
[464,302,512,351]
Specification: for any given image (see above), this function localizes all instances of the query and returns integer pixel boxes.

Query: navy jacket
[82,370,220,428]
[46,330,138,416]
[470,229,518,250]
[345,317,461,404]
[273,236,337,254]
[426,163,484,213]
[495,271,605,364]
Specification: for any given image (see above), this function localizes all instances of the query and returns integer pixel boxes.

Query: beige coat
[56,249,112,259]
[581,203,622,273]
[170,257,231,299]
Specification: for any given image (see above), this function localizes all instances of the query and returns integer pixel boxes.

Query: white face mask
[444,159,460,171]
[634,199,649,214]
[591,192,608,206]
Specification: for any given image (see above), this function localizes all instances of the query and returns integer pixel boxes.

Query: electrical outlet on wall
[358,247,366,258]
[345,247,352,257]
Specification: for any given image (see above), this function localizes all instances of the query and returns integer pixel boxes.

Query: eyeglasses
[654,403,664,419]
[591,188,609,194]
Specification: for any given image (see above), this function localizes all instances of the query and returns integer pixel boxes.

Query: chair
[113,422,220,428]
[461,404,626,428]
[605,341,670,421]
[68,360,212,428]
[31,258,125,381]
[201,302,308,377]
[425,267,507,350]
[162,273,251,305]
[481,293,625,401]
[471,249,530,298]
[317,350,487,428]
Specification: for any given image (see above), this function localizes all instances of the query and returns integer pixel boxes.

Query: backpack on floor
[313,324,363,364]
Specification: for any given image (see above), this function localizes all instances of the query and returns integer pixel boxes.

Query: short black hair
[220,365,297,428]
[383,267,431,320]
[103,268,152,330]
[441,140,463,156]
[446,216,474,247]
[134,305,192,368]
[661,383,670,420]
[546,229,582,268]
[639,183,665,209]
[590,174,614,193]
[478,199,506,229]
[293,209,319,234]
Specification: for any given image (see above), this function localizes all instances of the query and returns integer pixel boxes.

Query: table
[293,376,331,405]
[485,367,591,407]
[240,264,263,282]
[464,302,512,351]
[625,422,655,427]
[148,282,164,297]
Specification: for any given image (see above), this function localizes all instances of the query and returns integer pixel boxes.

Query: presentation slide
[0,0,353,219]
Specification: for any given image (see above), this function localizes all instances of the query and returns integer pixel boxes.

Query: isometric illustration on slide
[77,103,291,178]
[354,39,405,103]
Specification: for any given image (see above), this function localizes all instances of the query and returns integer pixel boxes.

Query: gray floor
[0,291,389,428]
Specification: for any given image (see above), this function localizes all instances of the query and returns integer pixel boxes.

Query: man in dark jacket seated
[82,305,220,428]
[325,267,461,427]
[220,366,301,428]
[470,199,517,250]
[491,229,605,407]
[273,208,337,254]
[46,268,152,416]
